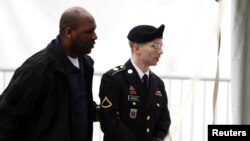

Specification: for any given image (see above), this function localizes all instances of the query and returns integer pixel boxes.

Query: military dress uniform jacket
[0,39,97,141]
[99,60,171,141]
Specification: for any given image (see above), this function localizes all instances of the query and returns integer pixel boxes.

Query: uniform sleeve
[99,73,138,141]
[153,80,171,140]
[0,66,46,140]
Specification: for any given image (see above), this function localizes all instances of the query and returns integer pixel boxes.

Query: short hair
[59,8,81,35]
[128,40,135,48]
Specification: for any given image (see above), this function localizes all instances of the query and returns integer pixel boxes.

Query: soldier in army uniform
[99,24,171,141]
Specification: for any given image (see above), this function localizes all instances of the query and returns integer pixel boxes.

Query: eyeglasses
[142,42,165,50]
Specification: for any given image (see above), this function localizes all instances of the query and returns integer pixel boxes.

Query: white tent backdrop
[0,0,231,141]
[0,0,230,77]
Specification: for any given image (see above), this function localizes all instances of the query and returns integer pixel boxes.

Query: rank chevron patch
[101,96,112,108]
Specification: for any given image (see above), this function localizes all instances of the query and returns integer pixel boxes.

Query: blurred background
[0,0,235,141]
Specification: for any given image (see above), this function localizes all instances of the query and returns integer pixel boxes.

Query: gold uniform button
[127,69,133,74]
[156,103,160,107]
[132,102,136,105]
[147,116,150,120]
[146,128,150,133]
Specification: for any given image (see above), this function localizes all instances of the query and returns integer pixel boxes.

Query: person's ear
[65,27,73,39]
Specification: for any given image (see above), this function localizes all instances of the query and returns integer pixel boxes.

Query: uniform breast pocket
[151,95,164,117]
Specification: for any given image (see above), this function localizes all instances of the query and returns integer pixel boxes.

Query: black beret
[127,24,165,43]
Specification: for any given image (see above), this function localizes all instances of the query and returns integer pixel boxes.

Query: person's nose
[92,32,97,40]
[158,47,163,54]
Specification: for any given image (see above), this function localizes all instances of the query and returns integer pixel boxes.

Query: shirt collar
[130,58,150,79]
[54,35,82,71]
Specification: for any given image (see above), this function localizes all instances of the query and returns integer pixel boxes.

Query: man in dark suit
[99,24,171,141]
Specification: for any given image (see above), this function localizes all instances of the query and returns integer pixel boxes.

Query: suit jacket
[99,60,171,141]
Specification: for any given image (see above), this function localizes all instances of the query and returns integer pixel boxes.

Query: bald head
[59,6,94,35]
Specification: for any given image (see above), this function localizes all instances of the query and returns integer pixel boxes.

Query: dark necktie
[142,74,148,91]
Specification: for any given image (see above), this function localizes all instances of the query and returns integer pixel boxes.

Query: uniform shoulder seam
[111,65,126,75]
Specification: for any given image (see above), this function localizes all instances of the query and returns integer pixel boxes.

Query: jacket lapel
[125,60,160,110]
[125,60,146,96]
[124,60,160,109]
[82,55,94,98]
[147,72,158,107]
